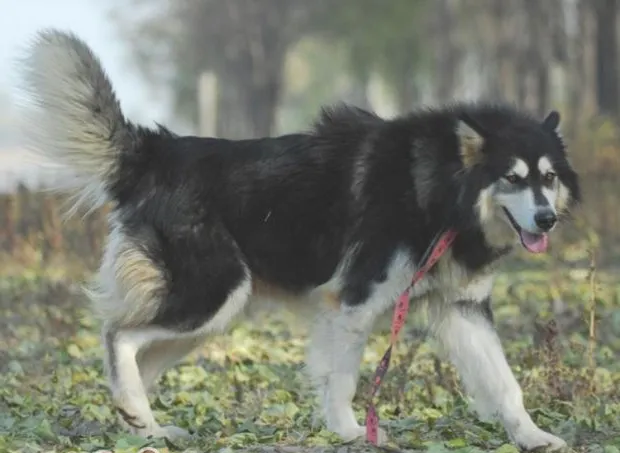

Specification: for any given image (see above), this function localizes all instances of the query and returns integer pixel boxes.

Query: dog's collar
[365,229,458,445]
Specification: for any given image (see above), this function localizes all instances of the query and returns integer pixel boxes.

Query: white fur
[542,186,559,210]
[87,221,165,327]
[556,181,571,212]
[496,187,539,232]
[458,274,494,301]
[430,307,565,449]
[105,275,252,439]
[306,250,421,444]
[476,187,493,223]
[537,156,553,175]
[539,157,559,210]
[429,280,566,450]
[19,30,131,218]
[105,328,186,439]
[199,276,252,334]
[304,245,565,449]
[510,158,529,178]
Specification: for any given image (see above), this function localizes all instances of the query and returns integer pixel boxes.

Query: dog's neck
[449,223,514,277]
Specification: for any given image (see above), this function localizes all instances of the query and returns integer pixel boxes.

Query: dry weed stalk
[586,248,597,394]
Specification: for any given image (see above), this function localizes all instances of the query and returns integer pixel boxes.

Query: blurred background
[0,2,619,451]
[0,0,618,268]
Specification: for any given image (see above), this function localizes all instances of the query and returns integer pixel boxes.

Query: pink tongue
[520,231,549,253]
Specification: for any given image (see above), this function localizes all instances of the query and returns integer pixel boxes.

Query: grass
[0,263,619,453]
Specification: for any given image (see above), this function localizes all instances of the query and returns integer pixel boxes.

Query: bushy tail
[20,29,138,217]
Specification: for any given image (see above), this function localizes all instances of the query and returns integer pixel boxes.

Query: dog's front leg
[306,306,388,444]
[429,282,566,451]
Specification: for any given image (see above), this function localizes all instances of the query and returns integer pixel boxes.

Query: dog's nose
[534,210,557,231]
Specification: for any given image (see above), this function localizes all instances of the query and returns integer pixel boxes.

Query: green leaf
[495,444,521,453]
[445,438,468,449]
[33,419,56,442]
[66,343,83,358]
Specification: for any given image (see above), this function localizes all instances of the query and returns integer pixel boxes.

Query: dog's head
[455,108,580,254]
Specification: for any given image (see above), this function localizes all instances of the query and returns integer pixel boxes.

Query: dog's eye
[504,174,520,184]
[544,171,556,183]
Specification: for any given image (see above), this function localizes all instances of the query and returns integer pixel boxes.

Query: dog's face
[458,110,580,253]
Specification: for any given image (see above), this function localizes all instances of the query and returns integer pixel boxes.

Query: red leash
[365,230,458,445]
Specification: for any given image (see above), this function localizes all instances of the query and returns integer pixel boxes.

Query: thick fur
[21,29,580,450]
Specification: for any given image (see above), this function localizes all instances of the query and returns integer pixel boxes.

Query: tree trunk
[394,75,418,114]
[345,45,372,110]
[215,48,285,139]
[216,73,257,139]
[434,0,460,102]
[524,0,552,117]
[515,55,529,109]
[567,0,589,133]
[346,74,371,111]
[485,0,507,101]
[535,65,550,118]
[211,0,294,138]
[594,0,619,117]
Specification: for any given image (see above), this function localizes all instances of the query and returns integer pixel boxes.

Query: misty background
[0,0,618,245]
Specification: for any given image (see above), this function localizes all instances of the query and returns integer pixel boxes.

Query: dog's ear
[542,110,560,132]
[456,118,485,169]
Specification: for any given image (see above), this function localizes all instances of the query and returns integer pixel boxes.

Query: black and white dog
[21,30,580,450]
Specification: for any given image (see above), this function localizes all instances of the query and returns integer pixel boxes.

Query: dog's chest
[374,250,489,306]
[422,253,492,302]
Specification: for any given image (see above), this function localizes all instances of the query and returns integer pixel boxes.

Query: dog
[21,29,580,450]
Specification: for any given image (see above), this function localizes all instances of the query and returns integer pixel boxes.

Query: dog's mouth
[502,208,548,254]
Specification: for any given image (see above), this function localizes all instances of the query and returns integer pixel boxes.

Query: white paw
[512,426,567,451]
[337,425,389,446]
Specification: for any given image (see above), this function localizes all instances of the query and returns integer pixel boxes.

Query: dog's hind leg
[103,325,191,439]
[94,225,251,439]
[93,230,186,438]
[137,336,206,392]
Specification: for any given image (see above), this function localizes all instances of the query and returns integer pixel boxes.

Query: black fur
[106,103,580,331]
[456,297,495,324]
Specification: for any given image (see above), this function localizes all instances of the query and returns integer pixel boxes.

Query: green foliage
[1,266,619,452]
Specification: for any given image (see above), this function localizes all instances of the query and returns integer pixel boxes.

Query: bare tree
[524,0,553,117]
[593,0,619,117]
[115,0,315,138]
[433,0,461,102]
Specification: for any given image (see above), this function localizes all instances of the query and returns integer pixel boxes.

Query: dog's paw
[513,427,567,451]
[338,425,388,446]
